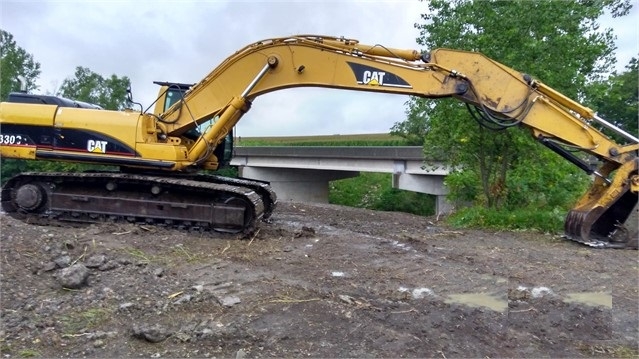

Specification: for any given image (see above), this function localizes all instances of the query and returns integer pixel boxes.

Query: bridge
[230,146,452,215]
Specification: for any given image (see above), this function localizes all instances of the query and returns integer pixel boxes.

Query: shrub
[329,173,435,216]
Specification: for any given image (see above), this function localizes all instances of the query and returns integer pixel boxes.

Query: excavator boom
[1,35,637,247]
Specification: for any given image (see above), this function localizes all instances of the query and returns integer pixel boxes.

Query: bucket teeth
[564,210,588,240]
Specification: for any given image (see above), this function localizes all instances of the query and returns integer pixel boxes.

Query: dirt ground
[1,201,638,358]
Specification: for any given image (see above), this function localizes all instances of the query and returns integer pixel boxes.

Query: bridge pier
[239,167,359,203]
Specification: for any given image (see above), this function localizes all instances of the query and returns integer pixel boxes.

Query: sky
[1,0,637,137]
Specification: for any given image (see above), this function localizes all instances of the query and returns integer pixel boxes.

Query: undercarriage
[1,172,277,235]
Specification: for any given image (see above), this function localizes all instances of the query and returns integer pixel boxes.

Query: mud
[1,202,637,358]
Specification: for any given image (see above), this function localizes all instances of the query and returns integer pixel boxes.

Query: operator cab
[153,81,194,113]
[153,81,234,168]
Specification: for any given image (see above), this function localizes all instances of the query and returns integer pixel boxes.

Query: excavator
[1,35,637,248]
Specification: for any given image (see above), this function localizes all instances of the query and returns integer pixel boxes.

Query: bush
[329,173,435,216]
[373,188,435,216]
[447,206,567,233]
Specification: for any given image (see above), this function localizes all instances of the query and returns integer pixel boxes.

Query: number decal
[0,134,28,145]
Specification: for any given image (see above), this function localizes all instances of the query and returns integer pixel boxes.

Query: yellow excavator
[1,35,637,248]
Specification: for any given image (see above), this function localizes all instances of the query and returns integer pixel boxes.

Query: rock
[98,260,118,271]
[218,296,241,307]
[154,268,165,277]
[173,294,192,305]
[198,328,214,338]
[56,264,89,289]
[236,349,247,359]
[117,258,132,265]
[53,255,71,268]
[118,302,135,311]
[132,324,171,343]
[339,294,356,304]
[294,226,316,238]
[85,254,107,268]
[174,332,191,342]
[282,246,293,252]
[41,261,58,272]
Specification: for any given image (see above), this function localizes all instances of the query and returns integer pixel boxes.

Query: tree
[393,0,631,208]
[57,66,131,110]
[584,57,638,142]
[0,30,41,182]
[0,30,41,100]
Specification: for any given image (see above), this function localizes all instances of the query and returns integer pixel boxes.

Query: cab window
[164,89,185,112]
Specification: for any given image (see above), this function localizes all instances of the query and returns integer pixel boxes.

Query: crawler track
[1,172,275,235]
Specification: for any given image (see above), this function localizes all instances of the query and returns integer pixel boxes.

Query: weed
[172,244,202,263]
[18,349,40,358]
[60,307,111,334]
[123,247,153,264]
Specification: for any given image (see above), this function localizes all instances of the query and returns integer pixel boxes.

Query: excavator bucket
[565,159,638,249]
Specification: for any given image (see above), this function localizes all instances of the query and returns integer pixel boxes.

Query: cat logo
[87,139,108,153]
[362,71,386,86]
[347,62,412,89]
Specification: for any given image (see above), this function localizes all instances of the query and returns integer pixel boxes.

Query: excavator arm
[1,35,636,247]
[154,35,635,164]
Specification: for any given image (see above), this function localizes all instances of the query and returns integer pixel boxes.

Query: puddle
[564,292,612,308]
[445,293,507,312]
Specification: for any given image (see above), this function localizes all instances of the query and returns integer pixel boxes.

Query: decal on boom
[347,62,412,89]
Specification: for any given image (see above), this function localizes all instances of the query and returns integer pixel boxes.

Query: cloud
[2,0,636,137]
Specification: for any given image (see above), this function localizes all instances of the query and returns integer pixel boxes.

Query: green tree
[0,30,41,100]
[57,66,131,110]
[0,30,41,182]
[584,57,638,142]
[393,0,630,209]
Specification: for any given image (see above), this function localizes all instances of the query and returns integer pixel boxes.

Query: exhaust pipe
[16,76,27,93]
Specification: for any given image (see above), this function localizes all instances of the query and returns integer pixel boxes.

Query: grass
[447,206,567,233]
[236,133,409,147]
[123,247,153,264]
[121,244,205,267]
[60,307,111,334]
[18,349,41,358]
[577,343,639,358]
